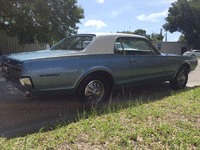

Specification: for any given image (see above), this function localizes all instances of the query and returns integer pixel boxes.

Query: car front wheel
[170,67,188,90]
[76,75,111,105]
[191,54,196,57]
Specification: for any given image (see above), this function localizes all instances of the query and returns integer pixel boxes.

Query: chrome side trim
[39,74,60,77]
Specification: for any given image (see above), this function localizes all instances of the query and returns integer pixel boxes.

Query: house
[151,41,191,55]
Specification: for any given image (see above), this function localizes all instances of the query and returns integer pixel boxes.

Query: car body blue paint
[0,33,198,97]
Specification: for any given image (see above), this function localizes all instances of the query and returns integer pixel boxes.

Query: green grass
[1,87,200,149]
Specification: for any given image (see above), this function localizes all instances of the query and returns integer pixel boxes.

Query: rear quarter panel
[30,54,124,93]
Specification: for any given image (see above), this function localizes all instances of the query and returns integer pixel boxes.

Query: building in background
[152,42,191,55]
[0,31,50,55]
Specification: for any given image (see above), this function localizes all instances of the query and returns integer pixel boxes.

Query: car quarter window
[114,37,158,55]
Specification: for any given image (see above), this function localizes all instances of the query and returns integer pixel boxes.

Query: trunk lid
[3,49,78,62]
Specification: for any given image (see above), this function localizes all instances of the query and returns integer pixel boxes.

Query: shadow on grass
[4,82,200,139]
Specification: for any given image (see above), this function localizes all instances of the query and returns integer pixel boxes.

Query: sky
[76,0,181,42]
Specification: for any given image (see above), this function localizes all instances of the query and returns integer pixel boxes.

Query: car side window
[114,38,124,55]
[114,37,158,55]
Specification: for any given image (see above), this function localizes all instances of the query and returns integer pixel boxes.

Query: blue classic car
[0,33,198,104]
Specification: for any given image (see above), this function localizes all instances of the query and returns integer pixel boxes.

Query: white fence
[0,31,49,55]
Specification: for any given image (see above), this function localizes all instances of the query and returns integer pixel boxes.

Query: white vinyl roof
[80,33,146,54]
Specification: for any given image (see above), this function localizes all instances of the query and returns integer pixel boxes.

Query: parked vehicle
[183,50,200,57]
[0,33,198,104]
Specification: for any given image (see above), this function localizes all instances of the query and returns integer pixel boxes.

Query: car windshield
[50,35,94,51]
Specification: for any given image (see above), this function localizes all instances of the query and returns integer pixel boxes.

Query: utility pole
[165,31,167,42]
[160,28,163,42]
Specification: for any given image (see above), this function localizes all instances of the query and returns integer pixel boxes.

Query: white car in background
[183,50,200,57]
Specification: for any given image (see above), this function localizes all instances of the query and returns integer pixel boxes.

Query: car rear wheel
[76,75,111,105]
[170,67,188,90]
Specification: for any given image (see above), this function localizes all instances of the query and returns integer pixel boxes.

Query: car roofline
[76,33,146,39]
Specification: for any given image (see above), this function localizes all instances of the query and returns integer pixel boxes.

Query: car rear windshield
[50,35,94,51]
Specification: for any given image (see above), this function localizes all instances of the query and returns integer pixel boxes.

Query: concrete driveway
[0,60,199,138]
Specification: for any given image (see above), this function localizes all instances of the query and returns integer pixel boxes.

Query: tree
[117,29,164,41]
[163,0,200,46]
[117,31,135,34]
[117,29,146,36]
[133,29,146,36]
[192,39,200,49]
[178,35,186,42]
[149,29,164,41]
[178,35,200,49]
[0,0,84,45]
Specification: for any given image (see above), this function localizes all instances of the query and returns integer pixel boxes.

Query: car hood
[4,50,78,62]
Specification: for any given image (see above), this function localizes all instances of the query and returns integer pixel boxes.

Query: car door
[114,37,175,84]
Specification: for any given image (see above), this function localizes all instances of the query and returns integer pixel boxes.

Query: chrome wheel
[170,67,188,90]
[177,69,187,86]
[84,80,105,103]
[191,54,196,57]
